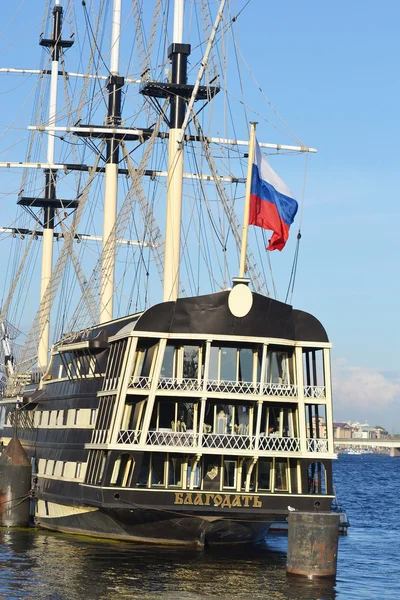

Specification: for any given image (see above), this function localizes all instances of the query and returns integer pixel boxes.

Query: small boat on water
[0,0,337,546]
[345,448,371,455]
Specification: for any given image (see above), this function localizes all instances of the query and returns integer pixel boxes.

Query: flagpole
[239,121,257,278]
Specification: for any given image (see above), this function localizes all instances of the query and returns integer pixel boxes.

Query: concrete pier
[286,511,340,578]
[0,437,32,527]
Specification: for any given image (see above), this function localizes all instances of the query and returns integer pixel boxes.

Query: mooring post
[286,511,340,578]
[0,436,32,527]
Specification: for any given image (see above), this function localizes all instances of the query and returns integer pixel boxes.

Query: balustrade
[304,385,326,399]
[306,438,328,452]
[262,383,297,397]
[116,428,326,454]
[258,435,300,452]
[125,373,333,403]
[128,375,302,397]
[127,375,328,403]
[158,377,203,392]
[202,433,256,450]
[128,376,152,389]
[146,430,198,447]
[206,379,259,394]
[117,429,141,444]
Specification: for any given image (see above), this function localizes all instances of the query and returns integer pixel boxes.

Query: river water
[0,454,398,600]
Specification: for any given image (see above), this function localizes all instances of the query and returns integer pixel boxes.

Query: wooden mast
[163,0,188,302]
[37,0,73,369]
[99,0,123,323]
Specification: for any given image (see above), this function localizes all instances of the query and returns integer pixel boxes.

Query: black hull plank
[35,506,270,547]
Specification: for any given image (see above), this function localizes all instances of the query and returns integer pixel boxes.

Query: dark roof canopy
[134,290,329,343]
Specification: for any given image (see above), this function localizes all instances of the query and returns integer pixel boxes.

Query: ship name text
[174,492,263,508]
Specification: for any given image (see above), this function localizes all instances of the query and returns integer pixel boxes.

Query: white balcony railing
[258,435,300,452]
[147,430,198,447]
[304,385,326,399]
[202,433,256,450]
[118,429,142,444]
[128,374,304,398]
[116,428,330,454]
[307,438,328,452]
[158,377,203,392]
[127,375,329,401]
[206,379,259,395]
[128,376,152,389]
[262,383,297,397]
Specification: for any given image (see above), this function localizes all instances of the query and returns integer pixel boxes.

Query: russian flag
[249,139,298,251]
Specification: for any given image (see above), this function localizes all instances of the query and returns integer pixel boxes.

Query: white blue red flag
[249,139,298,251]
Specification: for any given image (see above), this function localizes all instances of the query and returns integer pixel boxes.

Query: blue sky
[241,1,400,430]
[0,0,399,430]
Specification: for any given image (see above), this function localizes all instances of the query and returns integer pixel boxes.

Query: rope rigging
[285,151,308,304]
[0,0,316,390]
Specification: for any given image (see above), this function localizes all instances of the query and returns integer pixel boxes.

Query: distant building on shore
[333,422,353,439]
[352,426,377,440]
[373,425,389,439]
[333,421,389,440]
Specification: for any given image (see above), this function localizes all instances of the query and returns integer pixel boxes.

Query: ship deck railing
[306,438,328,452]
[202,432,256,450]
[117,429,142,444]
[147,429,198,447]
[127,377,325,399]
[128,375,152,389]
[159,377,203,392]
[303,385,326,398]
[258,435,300,452]
[206,380,260,395]
[116,429,328,453]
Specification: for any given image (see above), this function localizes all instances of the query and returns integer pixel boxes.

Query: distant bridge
[335,438,400,456]
[335,438,400,448]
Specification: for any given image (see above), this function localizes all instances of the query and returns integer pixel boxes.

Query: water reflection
[0,528,336,600]
[0,456,398,599]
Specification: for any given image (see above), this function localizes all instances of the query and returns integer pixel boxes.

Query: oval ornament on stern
[228,283,253,318]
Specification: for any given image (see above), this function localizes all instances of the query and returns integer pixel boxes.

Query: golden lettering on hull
[174,492,263,509]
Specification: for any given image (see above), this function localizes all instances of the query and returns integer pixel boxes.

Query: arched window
[307,462,326,494]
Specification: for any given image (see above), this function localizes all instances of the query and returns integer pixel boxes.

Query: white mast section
[38,0,62,371]
[100,0,122,323]
[110,0,122,75]
[163,0,227,301]
[163,136,184,302]
[173,0,184,43]
[163,0,186,302]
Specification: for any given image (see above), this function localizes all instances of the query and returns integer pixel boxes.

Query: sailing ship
[0,0,336,546]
